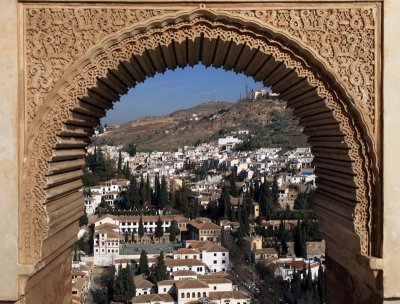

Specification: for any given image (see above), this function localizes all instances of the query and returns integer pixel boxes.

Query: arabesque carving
[23,10,376,265]
[228,8,377,133]
[25,8,175,125]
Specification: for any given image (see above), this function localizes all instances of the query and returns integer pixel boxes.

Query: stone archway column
[383,0,400,302]
[0,0,26,301]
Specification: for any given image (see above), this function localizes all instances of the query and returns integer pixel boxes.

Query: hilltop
[94,99,308,151]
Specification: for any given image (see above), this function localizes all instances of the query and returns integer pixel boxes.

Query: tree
[79,210,89,226]
[271,175,280,206]
[127,176,140,209]
[242,195,250,235]
[138,216,145,238]
[138,250,150,276]
[259,178,274,218]
[124,231,129,243]
[145,174,151,204]
[317,265,326,303]
[219,186,231,219]
[169,220,177,243]
[124,141,137,157]
[293,220,307,258]
[113,264,135,303]
[154,173,160,207]
[124,161,131,180]
[237,197,244,245]
[154,216,164,239]
[117,150,123,175]
[139,174,146,205]
[159,176,169,208]
[154,251,169,282]
[230,177,239,197]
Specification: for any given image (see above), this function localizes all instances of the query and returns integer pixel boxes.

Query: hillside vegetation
[94,99,308,151]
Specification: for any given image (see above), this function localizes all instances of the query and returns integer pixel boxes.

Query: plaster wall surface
[383,0,400,301]
[0,0,21,301]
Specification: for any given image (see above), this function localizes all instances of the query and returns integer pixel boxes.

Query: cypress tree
[192,199,200,219]
[154,173,160,207]
[253,179,260,202]
[145,174,151,204]
[294,220,307,258]
[117,150,123,175]
[230,177,239,197]
[124,231,129,243]
[242,195,249,234]
[127,176,139,209]
[155,216,164,239]
[140,174,146,205]
[271,175,280,206]
[124,161,131,180]
[219,186,230,219]
[160,175,169,209]
[154,251,169,282]
[228,199,236,222]
[237,197,244,245]
[138,216,144,238]
[169,220,177,243]
[113,264,136,303]
[317,265,325,303]
[138,250,150,276]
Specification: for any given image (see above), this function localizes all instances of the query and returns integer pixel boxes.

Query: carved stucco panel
[25,7,378,135]
[228,8,377,133]
[23,13,375,263]
[25,8,176,125]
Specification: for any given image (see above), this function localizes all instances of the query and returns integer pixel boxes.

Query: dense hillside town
[72,97,325,304]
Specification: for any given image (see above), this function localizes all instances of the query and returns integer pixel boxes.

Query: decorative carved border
[23,8,377,266]
[228,8,377,133]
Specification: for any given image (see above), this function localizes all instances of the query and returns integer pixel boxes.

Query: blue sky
[102,64,262,125]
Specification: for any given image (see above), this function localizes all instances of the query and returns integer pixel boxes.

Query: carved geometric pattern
[228,8,377,132]
[23,8,376,264]
[25,8,175,125]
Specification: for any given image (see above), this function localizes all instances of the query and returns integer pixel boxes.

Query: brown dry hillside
[94,99,307,151]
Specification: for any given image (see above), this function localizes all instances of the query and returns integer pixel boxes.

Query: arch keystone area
[2,1,397,303]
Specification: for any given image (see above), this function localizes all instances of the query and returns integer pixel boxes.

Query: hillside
[94,99,308,151]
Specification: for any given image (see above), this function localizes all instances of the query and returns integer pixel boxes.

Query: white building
[144,274,250,304]
[274,258,321,282]
[186,241,230,273]
[93,223,120,266]
[164,259,207,275]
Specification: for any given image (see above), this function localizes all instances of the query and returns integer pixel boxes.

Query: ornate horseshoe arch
[21,5,381,303]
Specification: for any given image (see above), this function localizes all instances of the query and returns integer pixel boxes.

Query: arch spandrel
[22,4,381,302]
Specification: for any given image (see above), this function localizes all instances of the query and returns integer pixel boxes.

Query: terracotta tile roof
[253,248,278,255]
[118,214,188,223]
[157,279,176,286]
[134,275,154,289]
[165,259,206,267]
[186,241,228,252]
[171,270,198,277]
[175,279,209,289]
[131,293,175,303]
[199,277,232,284]
[96,214,116,222]
[197,273,230,280]
[189,220,220,230]
[173,248,200,255]
[95,228,120,239]
[208,291,250,300]
[96,222,119,230]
